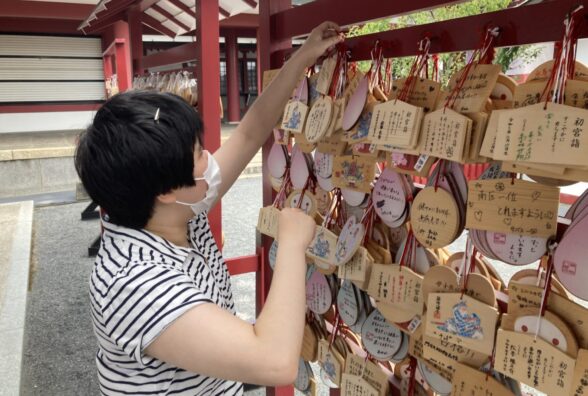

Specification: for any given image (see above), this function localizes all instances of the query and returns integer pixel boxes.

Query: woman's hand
[278,208,316,251]
[294,21,344,68]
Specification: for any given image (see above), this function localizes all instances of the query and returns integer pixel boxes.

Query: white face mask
[176,150,222,215]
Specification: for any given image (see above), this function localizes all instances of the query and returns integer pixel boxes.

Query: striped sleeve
[101,262,213,366]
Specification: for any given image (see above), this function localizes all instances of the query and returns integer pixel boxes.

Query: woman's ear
[156,190,178,204]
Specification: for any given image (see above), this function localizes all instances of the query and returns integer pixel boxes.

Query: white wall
[0,111,96,134]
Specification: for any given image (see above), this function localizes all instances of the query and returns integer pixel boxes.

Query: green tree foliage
[346,0,541,86]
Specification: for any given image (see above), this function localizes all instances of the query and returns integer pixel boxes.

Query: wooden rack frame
[257,0,588,395]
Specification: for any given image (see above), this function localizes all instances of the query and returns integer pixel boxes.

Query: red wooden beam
[0,103,102,114]
[271,0,466,39]
[181,14,259,36]
[79,0,137,30]
[220,13,259,29]
[225,254,260,276]
[336,0,588,61]
[103,38,125,56]
[142,13,176,38]
[219,6,230,18]
[0,17,84,34]
[0,0,95,20]
[168,0,196,18]
[220,27,257,37]
[142,42,197,69]
[151,4,191,32]
[83,11,127,34]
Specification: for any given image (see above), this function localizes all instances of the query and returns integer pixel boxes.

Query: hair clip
[154,108,160,123]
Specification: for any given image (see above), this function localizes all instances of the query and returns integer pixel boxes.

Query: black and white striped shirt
[90,212,243,395]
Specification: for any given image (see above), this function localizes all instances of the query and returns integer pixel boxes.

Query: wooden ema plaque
[367,99,423,148]
[438,64,502,113]
[527,60,588,82]
[330,97,347,136]
[422,335,489,377]
[294,129,317,153]
[480,109,509,158]
[512,78,588,111]
[367,264,424,323]
[466,178,559,238]
[316,55,337,95]
[501,161,588,184]
[565,79,588,109]
[262,68,281,92]
[281,100,309,134]
[492,103,588,167]
[257,206,280,238]
[344,354,390,396]
[340,374,379,396]
[332,155,376,193]
[425,293,499,356]
[410,187,460,249]
[318,339,344,386]
[305,96,334,143]
[419,108,472,162]
[390,78,441,113]
[465,111,489,162]
[571,349,588,396]
[508,281,588,350]
[344,97,378,144]
[306,226,338,266]
[338,246,373,289]
[513,80,549,108]
[451,362,515,396]
[317,130,347,156]
[494,328,576,395]
[301,323,318,362]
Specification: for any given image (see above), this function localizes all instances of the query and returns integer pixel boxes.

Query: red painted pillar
[128,5,144,76]
[111,21,132,90]
[258,1,293,396]
[226,30,241,123]
[241,50,249,100]
[103,55,113,85]
[196,0,222,247]
[114,40,131,91]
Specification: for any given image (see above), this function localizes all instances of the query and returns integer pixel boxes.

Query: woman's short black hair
[75,90,204,229]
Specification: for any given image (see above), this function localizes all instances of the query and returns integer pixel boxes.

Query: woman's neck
[145,206,193,248]
[148,224,191,248]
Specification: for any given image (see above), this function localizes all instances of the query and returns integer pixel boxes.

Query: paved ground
[20,176,264,395]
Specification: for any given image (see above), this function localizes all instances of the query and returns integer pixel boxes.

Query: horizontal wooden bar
[82,10,126,34]
[0,17,85,35]
[102,38,126,57]
[0,103,102,113]
[274,0,588,62]
[142,42,197,69]
[271,0,465,40]
[0,0,95,20]
[80,0,137,30]
[225,254,260,276]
